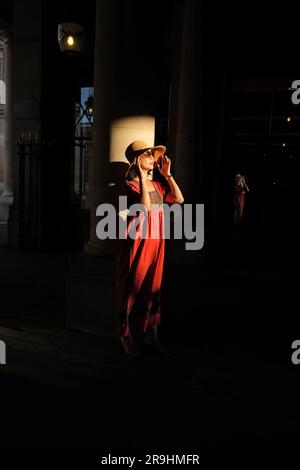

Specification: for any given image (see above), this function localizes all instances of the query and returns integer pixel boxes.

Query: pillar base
[84,239,106,256]
[2,190,13,197]
[66,251,117,337]
[84,238,117,257]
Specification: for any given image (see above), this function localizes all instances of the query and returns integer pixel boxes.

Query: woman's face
[139,149,155,171]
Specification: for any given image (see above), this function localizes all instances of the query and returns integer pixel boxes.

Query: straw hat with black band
[124,140,166,180]
[125,140,166,163]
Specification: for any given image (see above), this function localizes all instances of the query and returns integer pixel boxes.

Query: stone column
[84,0,156,256]
[2,32,14,196]
[168,0,201,204]
[167,0,228,266]
[67,0,161,334]
[7,0,42,247]
[167,0,205,265]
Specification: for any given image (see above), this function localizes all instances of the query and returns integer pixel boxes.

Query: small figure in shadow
[233,173,250,227]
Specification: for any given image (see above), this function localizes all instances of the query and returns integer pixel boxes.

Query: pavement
[0,198,300,452]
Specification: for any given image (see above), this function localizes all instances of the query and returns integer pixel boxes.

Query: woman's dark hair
[125,165,153,182]
[125,165,138,182]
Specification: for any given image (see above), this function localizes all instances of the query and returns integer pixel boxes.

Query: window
[73,87,94,210]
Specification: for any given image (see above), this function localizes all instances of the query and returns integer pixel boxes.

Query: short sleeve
[125,180,140,206]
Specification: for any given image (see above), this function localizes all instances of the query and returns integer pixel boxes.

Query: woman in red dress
[116,140,184,356]
[233,173,250,226]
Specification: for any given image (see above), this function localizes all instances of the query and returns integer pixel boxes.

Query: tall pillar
[84,0,157,256]
[2,32,14,196]
[167,0,205,265]
[7,0,42,247]
[167,0,228,266]
[67,0,163,334]
[168,0,201,204]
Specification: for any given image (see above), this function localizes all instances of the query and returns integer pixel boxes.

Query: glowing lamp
[57,23,84,54]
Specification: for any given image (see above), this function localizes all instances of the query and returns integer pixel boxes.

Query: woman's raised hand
[134,156,144,179]
[157,155,171,178]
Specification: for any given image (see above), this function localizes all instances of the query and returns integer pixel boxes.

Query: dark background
[0,0,300,458]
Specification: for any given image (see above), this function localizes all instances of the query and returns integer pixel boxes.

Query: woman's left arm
[164,175,184,204]
[158,155,184,204]
[242,178,250,192]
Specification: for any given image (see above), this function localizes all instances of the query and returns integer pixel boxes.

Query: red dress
[233,183,246,217]
[116,179,167,337]
[233,191,245,213]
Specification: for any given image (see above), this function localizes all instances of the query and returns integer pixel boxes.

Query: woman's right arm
[243,181,250,192]
[139,175,151,211]
[134,156,151,211]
